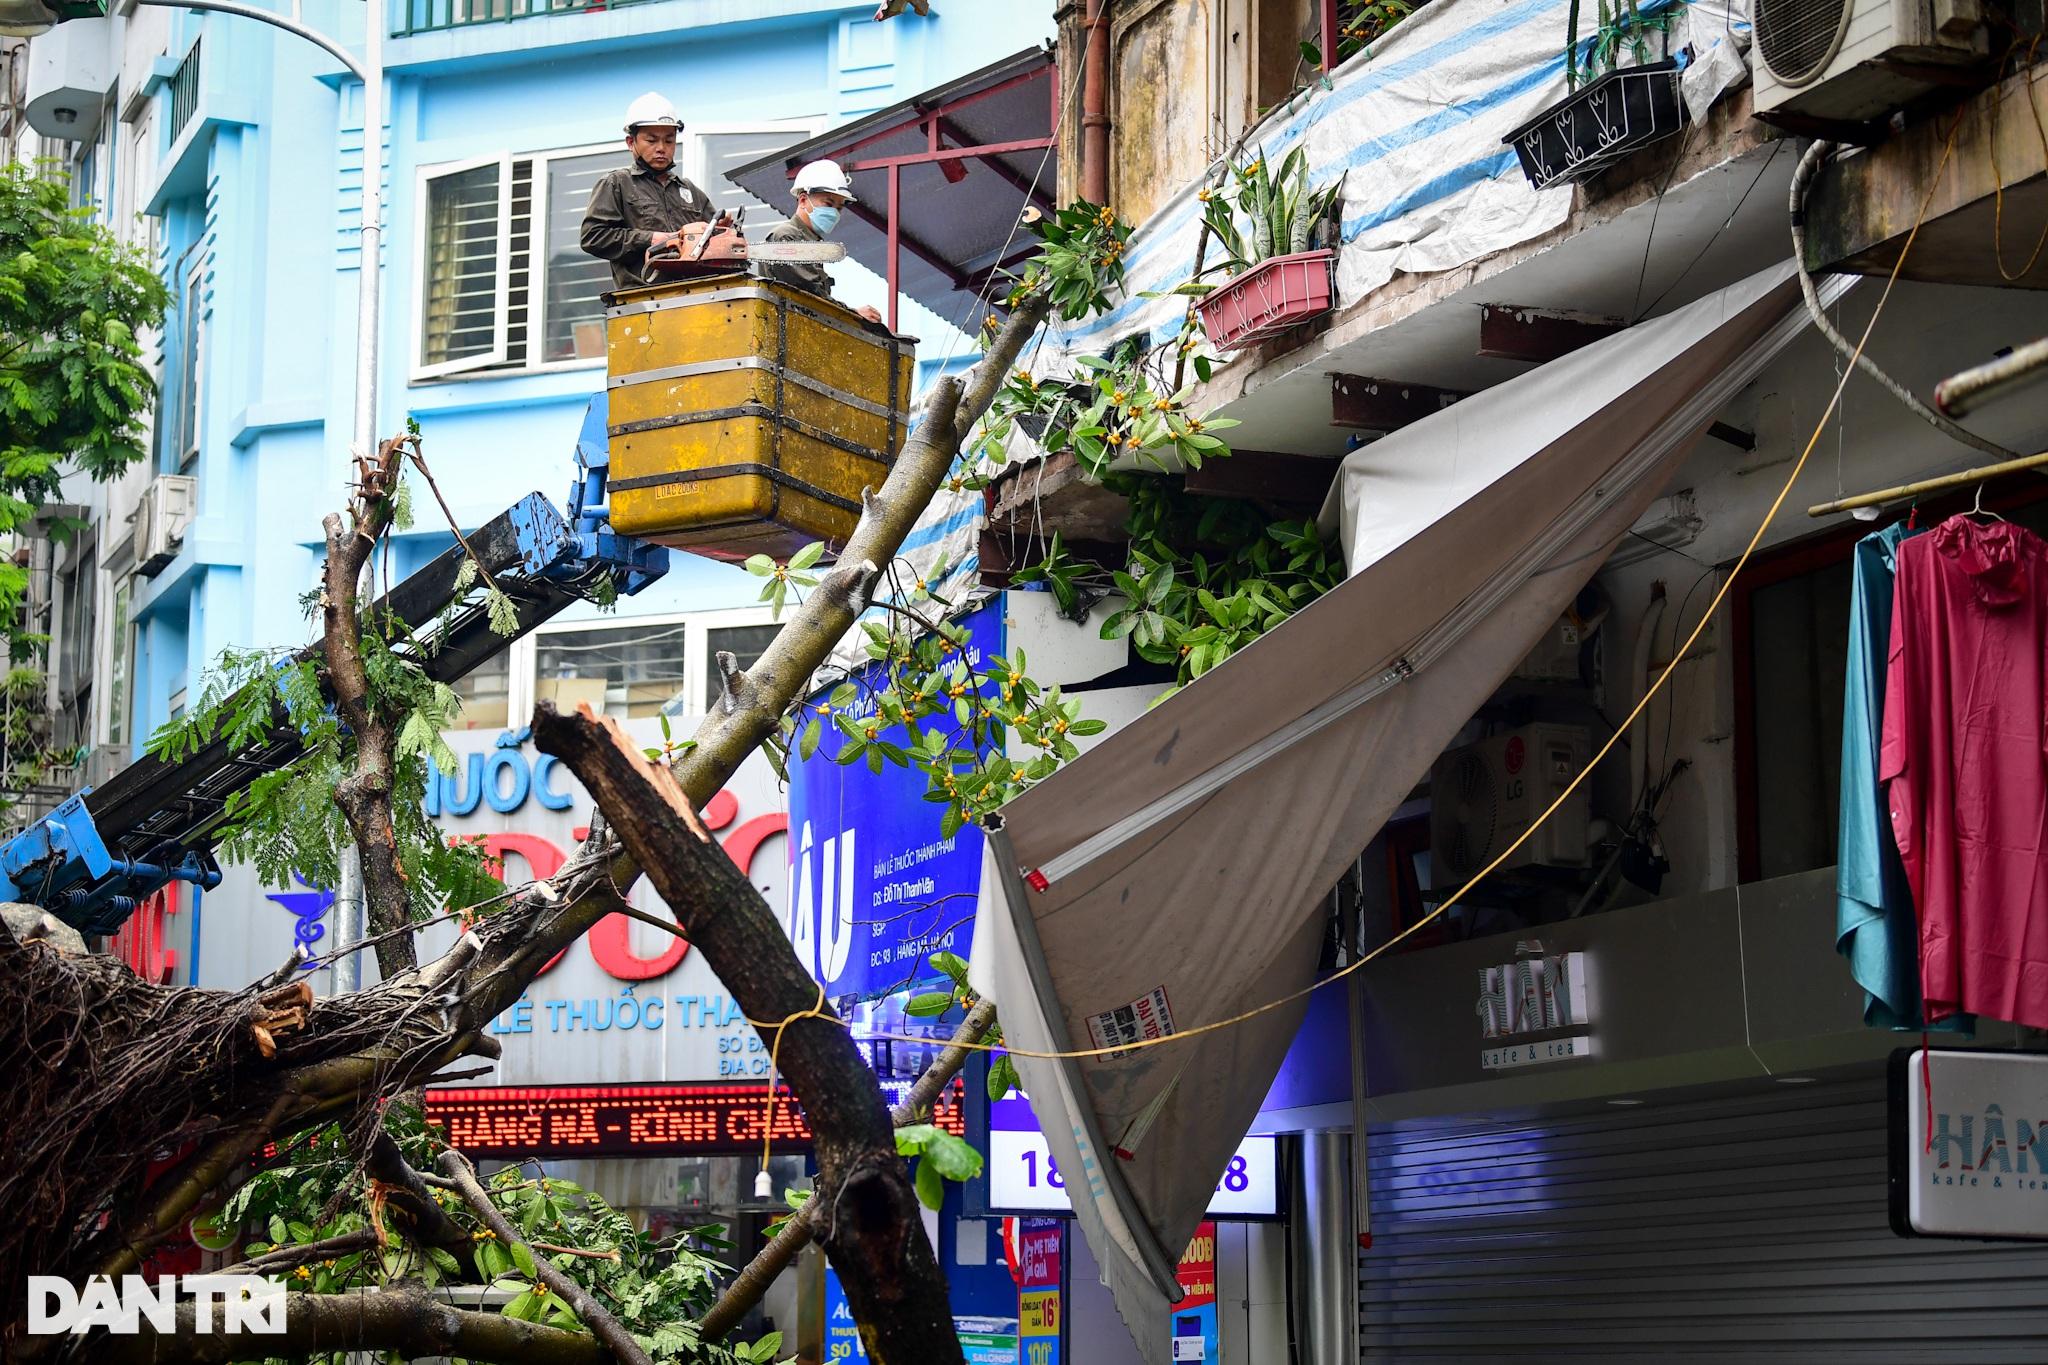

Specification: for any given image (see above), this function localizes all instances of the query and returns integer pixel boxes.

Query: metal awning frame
[759,55,1060,331]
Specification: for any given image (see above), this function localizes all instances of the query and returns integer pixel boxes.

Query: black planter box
[1504,58,1687,192]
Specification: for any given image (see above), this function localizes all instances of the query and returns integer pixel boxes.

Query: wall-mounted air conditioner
[1753,0,1986,125]
[133,475,197,578]
[1429,724,1592,887]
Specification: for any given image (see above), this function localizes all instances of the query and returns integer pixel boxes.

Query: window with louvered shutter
[698,128,808,235]
[417,156,509,376]
[539,151,616,363]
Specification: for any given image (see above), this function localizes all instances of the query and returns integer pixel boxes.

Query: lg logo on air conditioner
[26,1275,287,1335]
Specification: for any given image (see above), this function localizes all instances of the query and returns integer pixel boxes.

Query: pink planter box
[1196,249,1336,350]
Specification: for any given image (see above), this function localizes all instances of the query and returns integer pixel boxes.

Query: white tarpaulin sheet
[970,259,1830,1361]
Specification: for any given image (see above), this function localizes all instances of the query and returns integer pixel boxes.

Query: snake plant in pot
[1194,147,1346,351]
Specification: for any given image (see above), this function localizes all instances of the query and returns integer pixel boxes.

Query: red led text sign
[426,1081,965,1158]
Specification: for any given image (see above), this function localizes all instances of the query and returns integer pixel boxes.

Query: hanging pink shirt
[1881,515,2048,1031]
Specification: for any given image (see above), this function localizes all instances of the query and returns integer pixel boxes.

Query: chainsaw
[646,212,847,280]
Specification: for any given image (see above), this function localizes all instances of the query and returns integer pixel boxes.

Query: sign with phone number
[985,1097,1278,1216]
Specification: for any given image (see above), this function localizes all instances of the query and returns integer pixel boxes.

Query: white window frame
[411,151,514,380]
[175,253,204,472]
[684,119,826,226]
[409,123,824,385]
[513,604,782,723]
[522,140,628,375]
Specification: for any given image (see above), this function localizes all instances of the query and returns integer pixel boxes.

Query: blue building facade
[128,0,1054,746]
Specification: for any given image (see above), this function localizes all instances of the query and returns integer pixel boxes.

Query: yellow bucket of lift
[604,275,917,561]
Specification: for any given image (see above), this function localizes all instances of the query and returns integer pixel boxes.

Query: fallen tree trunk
[93,1287,608,1365]
[533,702,964,1365]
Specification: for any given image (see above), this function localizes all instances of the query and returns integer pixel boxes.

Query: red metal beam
[1476,305,1625,364]
[934,114,1053,208]
[1319,0,1340,72]
[1182,449,1339,508]
[886,163,901,334]
[1329,374,1469,433]
[843,136,1057,173]
[842,195,975,298]
[815,63,1056,167]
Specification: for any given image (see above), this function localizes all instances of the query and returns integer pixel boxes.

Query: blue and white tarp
[882,0,1749,625]
[1034,0,1749,367]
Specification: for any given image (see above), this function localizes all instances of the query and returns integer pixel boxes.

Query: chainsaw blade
[741,242,848,263]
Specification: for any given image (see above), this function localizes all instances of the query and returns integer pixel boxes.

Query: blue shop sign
[785,601,1004,1006]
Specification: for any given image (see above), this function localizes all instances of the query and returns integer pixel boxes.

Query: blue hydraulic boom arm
[0,403,662,935]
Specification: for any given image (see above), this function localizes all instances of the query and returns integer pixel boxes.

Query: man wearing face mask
[759,160,884,325]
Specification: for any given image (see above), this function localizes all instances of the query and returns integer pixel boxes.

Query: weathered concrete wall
[1805,61,2048,290]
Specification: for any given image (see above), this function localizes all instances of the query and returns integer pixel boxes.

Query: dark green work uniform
[579,158,715,292]
[757,216,834,300]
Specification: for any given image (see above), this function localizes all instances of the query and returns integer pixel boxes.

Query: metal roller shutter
[1360,1074,2048,1361]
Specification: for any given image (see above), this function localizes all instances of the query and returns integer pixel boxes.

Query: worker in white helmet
[579,92,719,292]
[758,160,883,325]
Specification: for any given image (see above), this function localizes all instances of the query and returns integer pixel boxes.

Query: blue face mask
[808,205,841,237]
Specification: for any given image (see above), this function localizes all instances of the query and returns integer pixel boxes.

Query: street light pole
[137,0,383,994]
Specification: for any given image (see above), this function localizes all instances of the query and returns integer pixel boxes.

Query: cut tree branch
[220,1229,380,1276]
[532,702,964,1365]
[93,1287,608,1365]
[366,1130,482,1276]
[438,1148,653,1365]
[323,431,418,979]
[699,999,1000,1341]
[670,292,1050,807]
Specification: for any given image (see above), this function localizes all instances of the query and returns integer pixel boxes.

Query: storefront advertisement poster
[824,1269,864,1362]
[785,601,1004,1008]
[1015,1217,1062,1365]
[1171,1221,1219,1363]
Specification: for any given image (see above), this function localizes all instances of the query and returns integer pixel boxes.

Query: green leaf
[479,1240,514,1280]
[913,1156,945,1210]
[921,1130,984,1181]
[269,1216,287,1244]
[510,1240,539,1280]
[504,1290,541,1322]
[929,951,970,986]
[788,541,825,571]
[904,990,956,1018]
[988,1053,1020,1101]
[743,554,777,576]
[485,586,520,637]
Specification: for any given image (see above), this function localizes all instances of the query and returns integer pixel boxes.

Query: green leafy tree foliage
[0,162,168,647]
[145,630,501,924]
[221,1107,781,1364]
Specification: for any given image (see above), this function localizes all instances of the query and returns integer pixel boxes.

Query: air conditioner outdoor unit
[133,475,196,578]
[1752,0,1986,125]
[83,744,129,790]
[1429,723,1592,886]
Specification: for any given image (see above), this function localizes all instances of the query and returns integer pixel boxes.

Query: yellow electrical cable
[758,978,832,1182]
[758,113,1966,1070]
[1990,32,2048,283]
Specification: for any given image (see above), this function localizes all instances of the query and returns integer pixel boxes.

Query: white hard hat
[624,92,682,133]
[792,160,857,202]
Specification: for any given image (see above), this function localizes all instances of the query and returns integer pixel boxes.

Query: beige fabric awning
[971,261,1838,1362]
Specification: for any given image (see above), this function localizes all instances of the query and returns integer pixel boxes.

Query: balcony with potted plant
[1193,148,1346,353]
